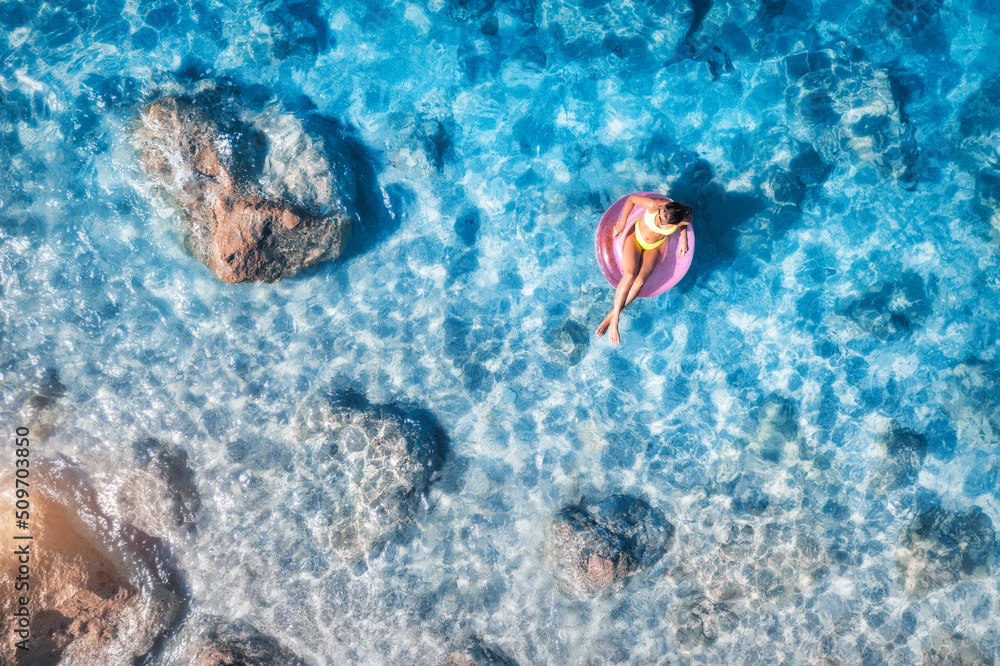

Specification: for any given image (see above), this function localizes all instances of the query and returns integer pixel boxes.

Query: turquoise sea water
[3,0,1000,663]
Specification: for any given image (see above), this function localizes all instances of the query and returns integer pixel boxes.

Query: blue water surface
[2,0,1000,663]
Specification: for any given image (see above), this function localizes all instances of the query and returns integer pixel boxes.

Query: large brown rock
[0,464,181,665]
[136,95,353,283]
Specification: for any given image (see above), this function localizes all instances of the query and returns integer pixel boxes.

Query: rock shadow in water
[296,112,406,265]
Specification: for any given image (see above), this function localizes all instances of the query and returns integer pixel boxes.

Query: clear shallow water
[2,0,1000,663]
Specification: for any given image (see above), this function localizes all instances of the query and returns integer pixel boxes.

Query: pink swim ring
[594,191,695,298]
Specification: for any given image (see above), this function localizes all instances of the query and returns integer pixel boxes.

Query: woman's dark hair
[661,201,692,226]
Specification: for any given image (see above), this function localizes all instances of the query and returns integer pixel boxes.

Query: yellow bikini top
[641,208,677,237]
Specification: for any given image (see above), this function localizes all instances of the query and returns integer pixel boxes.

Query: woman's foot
[609,316,621,344]
[596,314,612,337]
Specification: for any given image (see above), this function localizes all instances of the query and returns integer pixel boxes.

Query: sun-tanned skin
[596,195,691,344]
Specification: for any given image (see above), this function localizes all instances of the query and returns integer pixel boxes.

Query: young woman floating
[596,195,692,344]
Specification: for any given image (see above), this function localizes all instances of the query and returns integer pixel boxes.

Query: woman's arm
[613,195,666,236]
[613,196,636,236]
[677,214,691,256]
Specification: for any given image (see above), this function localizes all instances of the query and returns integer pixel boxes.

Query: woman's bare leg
[597,230,642,344]
[597,242,661,342]
[622,245,662,308]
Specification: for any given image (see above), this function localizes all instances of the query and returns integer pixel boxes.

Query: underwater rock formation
[957,71,1000,240]
[550,494,672,594]
[668,515,833,653]
[296,392,447,559]
[783,41,917,183]
[116,437,201,538]
[0,466,180,665]
[917,629,990,666]
[871,421,928,491]
[672,586,740,651]
[746,395,802,464]
[18,367,72,441]
[841,270,934,342]
[182,618,305,666]
[943,358,1000,449]
[444,637,518,666]
[136,94,354,282]
[896,504,996,594]
[544,318,590,366]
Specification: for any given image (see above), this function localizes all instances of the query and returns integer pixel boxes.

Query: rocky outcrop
[896,504,996,594]
[550,494,672,594]
[296,392,447,559]
[136,94,354,283]
[0,464,181,665]
[181,618,305,666]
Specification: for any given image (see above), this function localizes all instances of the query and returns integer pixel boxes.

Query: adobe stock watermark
[10,426,33,654]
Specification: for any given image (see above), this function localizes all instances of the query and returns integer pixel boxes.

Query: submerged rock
[943,358,1000,449]
[116,437,201,538]
[182,618,305,666]
[135,94,354,282]
[841,271,934,342]
[783,41,917,183]
[544,318,589,366]
[296,392,447,559]
[0,464,181,665]
[746,395,802,464]
[871,421,928,491]
[19,367,72,441]
[956,72,1000,240]
[672,587,740,650]
[444,637,517,666]
[918,629,990,666]
[550,494,672,594]
[896,504,996,594]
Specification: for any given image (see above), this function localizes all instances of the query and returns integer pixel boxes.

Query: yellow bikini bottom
[634,223,673,250]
